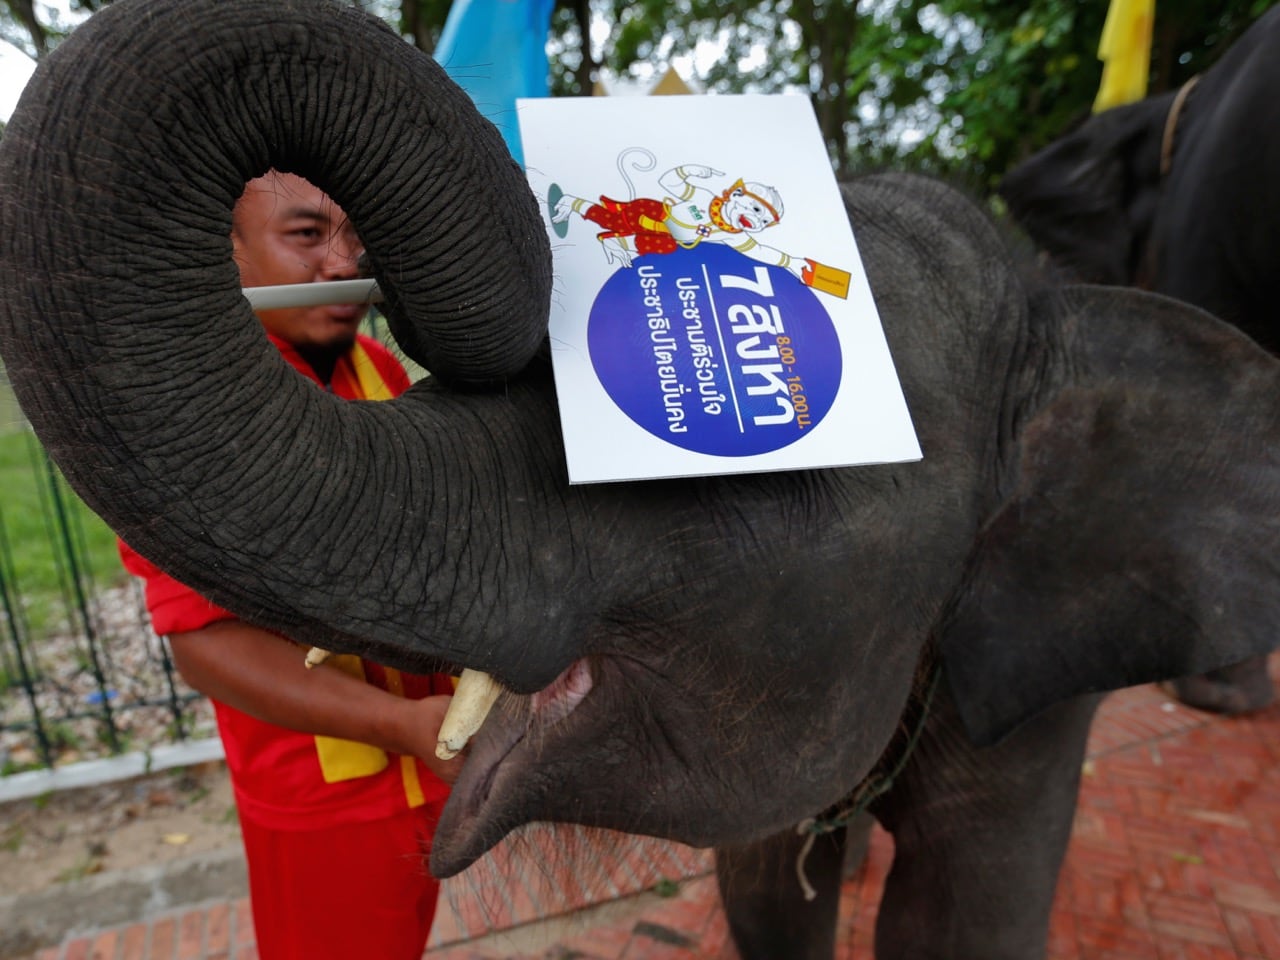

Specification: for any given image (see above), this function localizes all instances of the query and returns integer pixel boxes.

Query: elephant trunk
[0,0,554,675]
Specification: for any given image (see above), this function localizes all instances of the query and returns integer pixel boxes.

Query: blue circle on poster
[587,245,841,457]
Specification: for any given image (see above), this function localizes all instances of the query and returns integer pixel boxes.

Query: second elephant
[1,2,1279,958]
[1000,6,1280,715]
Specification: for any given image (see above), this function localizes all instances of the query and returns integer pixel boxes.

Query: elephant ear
[940,284,1280,747]
[998,97,1168,286]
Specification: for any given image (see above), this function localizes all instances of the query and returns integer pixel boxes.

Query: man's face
[232,172,366,350]
[722,188,778,234]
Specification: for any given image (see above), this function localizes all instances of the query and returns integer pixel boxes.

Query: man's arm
[168,620,463,783]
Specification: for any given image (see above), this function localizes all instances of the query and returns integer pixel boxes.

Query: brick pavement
[36,658,1280,959]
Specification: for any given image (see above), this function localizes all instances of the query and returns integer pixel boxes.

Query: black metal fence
[0,395,212,776]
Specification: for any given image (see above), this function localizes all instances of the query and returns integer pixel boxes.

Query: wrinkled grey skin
[999,6,1280,717]
[1,2,1278,958]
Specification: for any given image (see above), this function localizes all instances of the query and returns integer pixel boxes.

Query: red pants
[239,797,446,960]
[584,196,679,255]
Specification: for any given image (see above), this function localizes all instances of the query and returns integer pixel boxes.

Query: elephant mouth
[530,658,595,721]
[430,657,596,876]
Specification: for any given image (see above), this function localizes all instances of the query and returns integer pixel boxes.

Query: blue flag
[434,0,556,165]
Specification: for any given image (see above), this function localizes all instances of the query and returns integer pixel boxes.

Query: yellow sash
[312,342,426,806]
[314,655,390,783]
[349,339,397,401]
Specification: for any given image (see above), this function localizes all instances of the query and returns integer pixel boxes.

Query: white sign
[516,95,920,484]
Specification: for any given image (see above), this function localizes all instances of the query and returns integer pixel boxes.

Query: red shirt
[119,334,451,830]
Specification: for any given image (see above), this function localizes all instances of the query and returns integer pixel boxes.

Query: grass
[1,823,23,853]
[55,849,106,884]
[0,380,20,434]
[0,427,127,639]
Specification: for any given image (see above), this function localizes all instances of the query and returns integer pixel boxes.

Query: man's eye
[293,228,323,241]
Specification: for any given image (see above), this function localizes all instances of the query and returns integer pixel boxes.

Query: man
[119,172,460,960]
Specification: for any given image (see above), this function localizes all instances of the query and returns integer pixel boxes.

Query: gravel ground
[0,582,236,910]
[0,760,238,899]
[1,583,216,773]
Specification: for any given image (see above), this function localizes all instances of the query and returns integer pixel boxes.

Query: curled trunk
[0,0,552,675]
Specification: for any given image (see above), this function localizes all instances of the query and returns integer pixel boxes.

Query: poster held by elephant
[517,95,921,483]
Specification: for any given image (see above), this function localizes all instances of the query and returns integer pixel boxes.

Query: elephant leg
[715,823,849,960]
[1167,653,1275,715]
[871,683,1102,960]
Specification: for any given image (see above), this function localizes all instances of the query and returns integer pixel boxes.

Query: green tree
[889,0,1279,188]
[4,0,1276,185]
[0,0,114,57]
[0,0,45,55]
[356,0,453,53]
[537,0,1276,184]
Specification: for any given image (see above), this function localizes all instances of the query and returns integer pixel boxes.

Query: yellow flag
[1094,0,1155,112]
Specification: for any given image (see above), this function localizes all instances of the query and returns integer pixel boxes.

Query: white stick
[242,279,382,310]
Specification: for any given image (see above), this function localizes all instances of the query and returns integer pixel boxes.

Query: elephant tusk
[437,669,503,760]
[303,646,333,669]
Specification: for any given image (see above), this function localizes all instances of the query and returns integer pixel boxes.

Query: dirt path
[0,761,239,899]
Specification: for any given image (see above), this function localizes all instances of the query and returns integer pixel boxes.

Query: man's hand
[169,621,467,785]
[682,164,724,180]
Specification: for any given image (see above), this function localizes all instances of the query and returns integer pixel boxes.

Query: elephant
[1,2,1277,958]
[999,4,1280,716]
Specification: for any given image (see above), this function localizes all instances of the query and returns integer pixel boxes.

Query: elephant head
[2,0,1277,885]
[998,93,1173,287]
[999,6,1280,352]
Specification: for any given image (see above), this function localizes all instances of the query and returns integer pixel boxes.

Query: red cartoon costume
[578,181,772,256]
[582,196,681,255]
[120,333,451,960]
